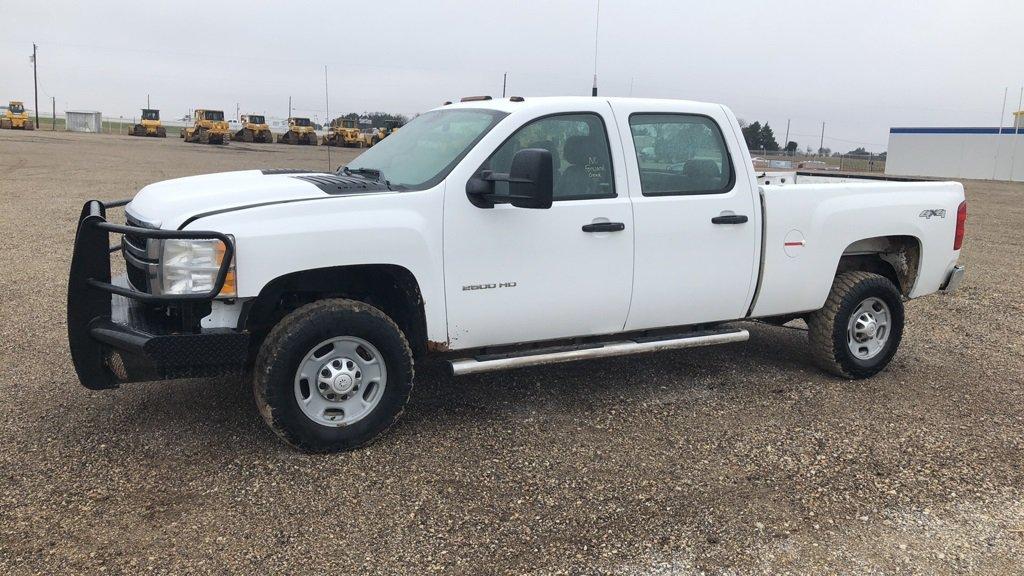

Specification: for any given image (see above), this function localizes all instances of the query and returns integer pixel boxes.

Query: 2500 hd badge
[462,281,518,291]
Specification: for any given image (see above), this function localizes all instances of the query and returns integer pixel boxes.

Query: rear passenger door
[612,102,761,330]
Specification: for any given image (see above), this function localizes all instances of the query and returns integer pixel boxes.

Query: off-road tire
[26,120,34,130]
[156,126,167,137]
[806,271,904,379]
[252,298,414,453]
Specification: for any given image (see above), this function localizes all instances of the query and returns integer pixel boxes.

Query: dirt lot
[1,129,1022,575]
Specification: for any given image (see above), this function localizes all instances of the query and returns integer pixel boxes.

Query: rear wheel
[252,299,414,452]
[156,126,167,137]
[806,271,904,379]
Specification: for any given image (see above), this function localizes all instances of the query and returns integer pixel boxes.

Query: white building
[886,120,1024,182]
[66,111,103,133]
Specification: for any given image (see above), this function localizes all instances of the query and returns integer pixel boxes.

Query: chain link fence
[749,149,886,173]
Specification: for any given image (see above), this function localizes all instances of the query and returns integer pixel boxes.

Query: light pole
[32,43,39,128]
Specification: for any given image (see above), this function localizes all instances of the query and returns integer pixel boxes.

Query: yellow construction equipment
[380,120,402,139]
[130,109,166,137]
[323,118,373,147]
[277,117,318,145]
[231,114,273,143]
[361,127,384,147]
[1,100,34,130]
[181,109,230,144]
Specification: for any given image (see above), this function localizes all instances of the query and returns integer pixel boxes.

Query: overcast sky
[2,0,1022,152]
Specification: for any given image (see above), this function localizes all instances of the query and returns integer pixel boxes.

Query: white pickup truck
[68,96,966,452]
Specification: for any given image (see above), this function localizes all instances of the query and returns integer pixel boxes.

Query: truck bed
[751,173,964,317]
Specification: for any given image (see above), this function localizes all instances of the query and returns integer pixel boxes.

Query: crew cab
[68,96,966,452]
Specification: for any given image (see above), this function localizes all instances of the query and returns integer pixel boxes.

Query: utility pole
[236,102,239,121]
[994,87,1008,180]
[32,43,39,129]
[502,72,507,98]
[325,65,331,171]
[591,0,600,96]
[51,96,55,130]
[819,121,826,155]
[288,96,292,119]
[147,94,150,109]
[1009,86,1023,182]
[784,119,791,154]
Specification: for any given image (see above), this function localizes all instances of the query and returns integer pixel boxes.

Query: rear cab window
[628,114,734,195]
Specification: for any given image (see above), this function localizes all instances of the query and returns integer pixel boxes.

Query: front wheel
[806,271,904,379]
[252,299,414,452]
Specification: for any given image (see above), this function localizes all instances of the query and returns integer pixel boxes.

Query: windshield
[142,109,159,120]
[202,110,225,121]
[344,108,507,190]
[10,103,24,113]
[293,118,311,127]
[248,115,265,124]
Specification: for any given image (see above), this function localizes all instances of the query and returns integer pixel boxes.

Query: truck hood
[125,169,388,229]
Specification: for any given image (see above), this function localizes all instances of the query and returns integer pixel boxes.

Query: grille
[123,214,155,292]
[125,256,149,292]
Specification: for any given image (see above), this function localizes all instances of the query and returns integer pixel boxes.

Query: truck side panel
[752,181,964,318]
[185,188,448,344]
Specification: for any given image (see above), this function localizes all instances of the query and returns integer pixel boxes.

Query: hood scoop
[291,173,392,195]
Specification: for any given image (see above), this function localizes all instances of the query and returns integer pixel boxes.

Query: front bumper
[940,265,965,293]
[68,200,248,389]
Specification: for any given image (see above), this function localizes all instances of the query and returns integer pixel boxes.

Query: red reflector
[953,200,967,250]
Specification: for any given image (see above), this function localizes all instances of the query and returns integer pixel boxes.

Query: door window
[483,113,615,201]
[629,114,734,195]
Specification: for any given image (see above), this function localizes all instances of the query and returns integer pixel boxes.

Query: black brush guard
[68,200,249,389]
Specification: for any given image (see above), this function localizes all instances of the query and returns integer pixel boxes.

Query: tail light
[953,200,967,250]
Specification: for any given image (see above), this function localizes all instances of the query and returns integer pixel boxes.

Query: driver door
[442,105,634,349]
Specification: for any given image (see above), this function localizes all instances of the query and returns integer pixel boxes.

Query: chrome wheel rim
[847,297,891,360]
[294,336,387,427]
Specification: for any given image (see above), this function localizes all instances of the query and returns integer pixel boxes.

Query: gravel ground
[1,129,1022,575]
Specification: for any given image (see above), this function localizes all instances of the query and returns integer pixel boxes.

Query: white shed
[66,111,103,133]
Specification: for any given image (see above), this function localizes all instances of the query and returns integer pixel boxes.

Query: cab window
[483,113,615,201]
[629,114,734,195]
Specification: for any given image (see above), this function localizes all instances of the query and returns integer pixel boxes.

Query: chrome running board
[449,328,749,376]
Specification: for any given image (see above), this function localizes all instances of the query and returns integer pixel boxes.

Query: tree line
[739,119,883,157]
[329,112,409,128]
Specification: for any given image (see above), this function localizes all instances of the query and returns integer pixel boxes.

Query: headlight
[159,237,236,298]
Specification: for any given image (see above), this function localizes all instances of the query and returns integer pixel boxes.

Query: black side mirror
[466,148,553,209]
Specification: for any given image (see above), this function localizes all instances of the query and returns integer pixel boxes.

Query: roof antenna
[591,0,600,96]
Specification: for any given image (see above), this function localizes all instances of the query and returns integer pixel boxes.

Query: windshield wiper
[341,167,393,190]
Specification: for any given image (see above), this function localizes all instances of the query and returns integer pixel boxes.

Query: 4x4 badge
[919,209,946,219]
